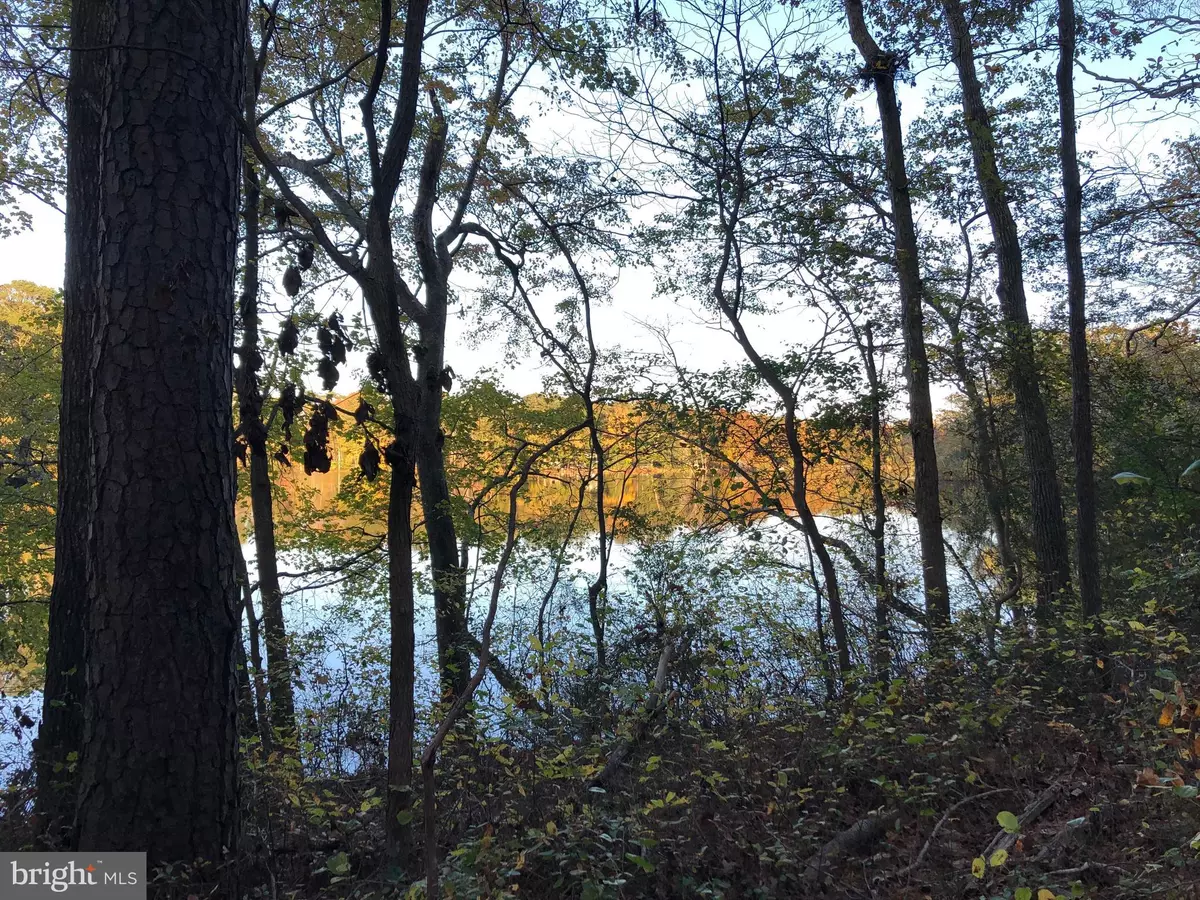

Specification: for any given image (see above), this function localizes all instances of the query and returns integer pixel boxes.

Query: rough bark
[235,158,296,740]
[36,0,110,842]
[845,0,951,631]
[940,0,1073,615]
[74,0,245,861]
[1056,0,1102,617]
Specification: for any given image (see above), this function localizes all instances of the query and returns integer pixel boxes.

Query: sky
[1,10,1196,407]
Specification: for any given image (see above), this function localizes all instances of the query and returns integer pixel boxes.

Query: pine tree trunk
[1056,0,1102,617]
[36,0,110,842]
[845,0,951,631]
[940,0,1073,616]
[74,0,244,861]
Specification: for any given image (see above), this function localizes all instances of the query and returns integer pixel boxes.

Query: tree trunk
[1056,0,1102,617]
[845,0,951,631]
[235,542,272,751]
[945,318,1022,606]
[585,401,610,672]
[36,0,110,842]
[864,323,891,682]
[940,0,1073,616]
[384,432,417,865]
[413,319,471,701]
[235,160,297,741]
[74,0,244,861]
[789,421,851,679]
[807,538,838,703]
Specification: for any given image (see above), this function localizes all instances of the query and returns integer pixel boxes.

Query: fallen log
[981,782,1063,861]
[802,809,898,885]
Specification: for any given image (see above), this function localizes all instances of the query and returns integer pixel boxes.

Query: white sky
[2,19,1196,405]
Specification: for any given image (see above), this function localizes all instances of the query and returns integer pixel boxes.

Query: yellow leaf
[1161,702,1178,727]
[1038,891,1056,900]
[545,820,557,836]
[971,857,986,879]
[989,848,1009,867]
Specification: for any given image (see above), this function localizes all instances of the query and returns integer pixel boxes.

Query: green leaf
[325,851,350,876]
[625,852,655,873]
[395,809,414,825]
[1112,471,1150,485]
[989,848,1009,867]
[905,734,927,745]
[997,810,1020,834]
[1173,784,1199,799]
[1015,888,1033,900]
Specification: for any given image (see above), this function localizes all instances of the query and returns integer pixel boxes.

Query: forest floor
[6,618,1200,899]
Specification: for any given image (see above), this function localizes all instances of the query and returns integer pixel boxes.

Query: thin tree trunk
[75,0,244,861]
[791,432,852,678]
[234,629,256,740]
[807,537,838,703]
[1056,0,1102,617]
[236,160,297,742]
[384,438,417,865]
[414,327,471,700]
[864,323,891,682]
[585,400,610,672]
[949,326,1021,603]
[844,0,951,631]
[235,541,272,751]
[36,0,110,843]
[940,0,1073,616]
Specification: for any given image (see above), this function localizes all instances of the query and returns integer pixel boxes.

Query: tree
[1056,0,1102,616]
[34,0,107,841]
[244,0,431,859]
[72,0,245,860]
[844,0,951,630]
[234,8,297,746]
[939,0,1073,616]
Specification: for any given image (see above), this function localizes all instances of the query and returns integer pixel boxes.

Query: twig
[887,788,1010,881]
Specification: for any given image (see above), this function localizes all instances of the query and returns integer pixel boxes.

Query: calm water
[0,513,983,783]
